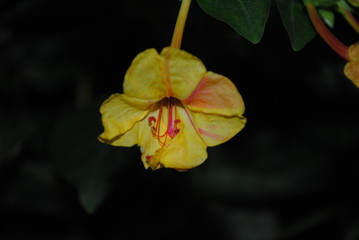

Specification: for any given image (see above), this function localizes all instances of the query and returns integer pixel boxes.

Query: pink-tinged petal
[160,47,207,100]
[98,94,152,143]
[183,71,245,116]
[123,48,167,100]
[190,110,246,147]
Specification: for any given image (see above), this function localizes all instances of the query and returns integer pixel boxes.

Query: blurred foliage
[0,0,359,240]
[196,0,316,49]
[348,0,359,7]
[319,9,335,28]
[196,0,358,50]
[276,0,316,51]
[196,0,271,44]
[50,105,131,213]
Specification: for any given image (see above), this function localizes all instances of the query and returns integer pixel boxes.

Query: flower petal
[344,61,359,87]
[183,71,245,116]
[348,42,359,62]
[123,48,167,100]
[152,106,208,170]
[190,110,246,147]
[101,107,163,169]
[102,101,206,171]
[103,121,139,147]
[110,114,163,169]
[160,47,207,100]
[98,94,152,142]
[137,106,169,170]
[106,103,169,170]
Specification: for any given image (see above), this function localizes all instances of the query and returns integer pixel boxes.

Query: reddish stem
[306,1,349,60]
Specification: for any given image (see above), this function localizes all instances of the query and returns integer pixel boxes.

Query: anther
[145,155,152,162]
[148,116,156,126]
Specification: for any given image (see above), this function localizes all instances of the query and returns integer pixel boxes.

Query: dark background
[1,0,359,239]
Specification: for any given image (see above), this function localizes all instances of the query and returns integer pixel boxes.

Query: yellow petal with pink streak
[160,47,207,100]
[190,110,246,147]
[183,71,245,117]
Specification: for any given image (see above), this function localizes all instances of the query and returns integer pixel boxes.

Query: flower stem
[306,0,349,60]
[171,0,192,49]
[341,8,359,34]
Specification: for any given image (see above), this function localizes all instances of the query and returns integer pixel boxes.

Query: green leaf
[337,0,354,13]
[319,9,335,28]
[50,105,129,214]
[196,0,271,44]
[303,0,339,7]
[276,0,316,51]
[314,0,340,6]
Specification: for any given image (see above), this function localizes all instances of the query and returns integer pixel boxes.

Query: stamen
[148,98,181,147]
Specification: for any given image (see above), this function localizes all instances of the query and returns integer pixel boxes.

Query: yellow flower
[344,42,359,87]
[98,0,246,171]
[98,47,246,170]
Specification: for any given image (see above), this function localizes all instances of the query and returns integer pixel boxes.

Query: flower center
[147,97,181,147]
